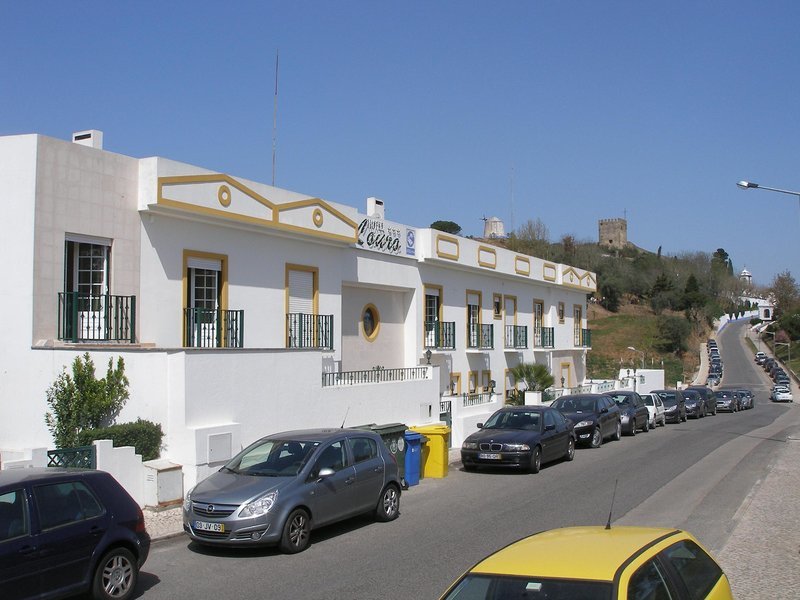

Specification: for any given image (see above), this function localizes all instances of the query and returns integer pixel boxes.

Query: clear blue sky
[3,1,799,287]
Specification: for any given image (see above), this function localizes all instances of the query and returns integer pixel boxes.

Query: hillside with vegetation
[443,217,800,384]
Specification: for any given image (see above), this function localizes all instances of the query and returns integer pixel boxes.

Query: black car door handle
[373,466,384,473]
[18,545,36,556]
[345,476,355,485]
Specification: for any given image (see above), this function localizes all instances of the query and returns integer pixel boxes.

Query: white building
[0,131,597,488]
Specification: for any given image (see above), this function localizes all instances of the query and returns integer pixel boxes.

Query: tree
[507,218,550,259]
[599,279,622,312]
[769,270,799,318]
[430,220,462,235]
[509,363,555,394]
[654,315,691,354]
[45,353,130,448]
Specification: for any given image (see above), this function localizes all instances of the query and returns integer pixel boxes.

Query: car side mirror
[545,424,555,431]
[477,423,484,429]
[600,407,608,413]
[316,467,335,481]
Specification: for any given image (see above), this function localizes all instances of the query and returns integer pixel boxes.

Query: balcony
[322,366,429,387]
[58,293,136,343]
[467,323,494,350]
[287,313,334,350]
[504,325,528,349]
[533,327,555,349]
[184,308,244,348]
[576,328,592,348]
[424,321,456,350]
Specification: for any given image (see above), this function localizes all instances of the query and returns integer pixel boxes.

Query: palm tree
[508,363,555,404]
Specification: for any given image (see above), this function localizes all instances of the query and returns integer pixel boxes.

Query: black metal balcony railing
[322,366,429,387]
[467,323,494,349]
[575,328,592,348]
[58,292,136,343]
[424,321,456,350]
[504,325,528,349]
[533,326,555,349]
[184,307,244,348]
[287,313,334,350]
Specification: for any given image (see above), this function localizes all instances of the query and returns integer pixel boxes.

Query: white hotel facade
[0,131,596,488]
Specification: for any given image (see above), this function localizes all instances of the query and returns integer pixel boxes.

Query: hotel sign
[356,217,416,257]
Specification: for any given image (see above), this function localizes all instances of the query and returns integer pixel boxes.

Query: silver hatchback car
[183,428,401,553]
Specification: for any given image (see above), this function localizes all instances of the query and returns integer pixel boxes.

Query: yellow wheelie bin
[409,424,451,478]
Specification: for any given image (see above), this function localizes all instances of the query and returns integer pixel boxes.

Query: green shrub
[78,419,163,461]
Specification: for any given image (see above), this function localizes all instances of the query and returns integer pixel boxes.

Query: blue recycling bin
[404,430,423,487]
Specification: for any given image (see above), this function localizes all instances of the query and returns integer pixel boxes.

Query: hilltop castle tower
[598,218,628,250]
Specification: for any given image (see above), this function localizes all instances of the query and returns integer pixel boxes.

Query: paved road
[137,320,798,599]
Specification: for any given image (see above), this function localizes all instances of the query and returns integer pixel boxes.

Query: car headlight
[462,442,479,450]
[503,443,530,452]
[239,490,279,518]
[183,487,193,512]
[575,420,592,428]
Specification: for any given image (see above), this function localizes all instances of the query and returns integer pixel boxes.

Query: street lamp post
[737,180,800,227]
[627,346,645,369]
[775,341,791,369]
[627,346,645,393]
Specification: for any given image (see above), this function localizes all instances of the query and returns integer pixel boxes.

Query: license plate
[478,453,501,460]
[194,520,225,533]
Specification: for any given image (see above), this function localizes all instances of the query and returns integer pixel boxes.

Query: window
[362,304,380,341]
[661,540,722,600]
[64,236,111,340]
[481,370,491,392]
[315,441,348,473]
[34,481,104,530]
[533,300,544,346]
[544,410,556,429]
[468,371,477,394]
[424,285,443,347]
[348,437,378,463]
[184,251,228,348]
[493,294,502,319]
[628,559,673,600]
[450,372,461,395]
[0,489,28,541]
[574,305,583,345]
[558,302,565,323]
[467,291,481,347]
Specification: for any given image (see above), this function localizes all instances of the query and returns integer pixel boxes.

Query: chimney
[72,130,104,150]
[367,197,384,219]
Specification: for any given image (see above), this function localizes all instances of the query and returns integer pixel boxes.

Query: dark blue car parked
[0,468,150,600]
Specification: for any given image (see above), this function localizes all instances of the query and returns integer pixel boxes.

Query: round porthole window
[362,304,380,341]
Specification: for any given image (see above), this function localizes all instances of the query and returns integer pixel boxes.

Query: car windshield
[552,397,597,413]
[714,391,732,398]
[222,439,319,477]
[442,574,612,600]
[483,411,542,431]
[656,392,677,406]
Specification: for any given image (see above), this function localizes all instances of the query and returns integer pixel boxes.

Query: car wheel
[591,427,603,448]
[681,411,687,422]
[375,483,401,522]
[91,547,138,600]
[279,508,311,554]
[613,420,622,441]
[629,419,636,436]
[564,437,575,461]
[642,417,649,433]
[529,446,542,473]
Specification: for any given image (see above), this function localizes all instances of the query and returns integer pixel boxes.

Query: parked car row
[753,347,792,402]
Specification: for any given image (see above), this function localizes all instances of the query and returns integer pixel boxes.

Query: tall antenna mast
[272,49,279,186]
[510,164,516,235]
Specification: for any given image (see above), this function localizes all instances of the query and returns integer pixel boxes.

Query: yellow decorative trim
[560,362,572,388]
[218,184,232,207]
[312,208,324,228]
[435,234,460,260]
[361,303,381,342]
[158,175,358,244]
[477,245,497,269]
[543,263,557,282]
[514,255,531,276]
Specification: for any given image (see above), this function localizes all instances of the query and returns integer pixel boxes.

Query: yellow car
[440,526,732,599]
